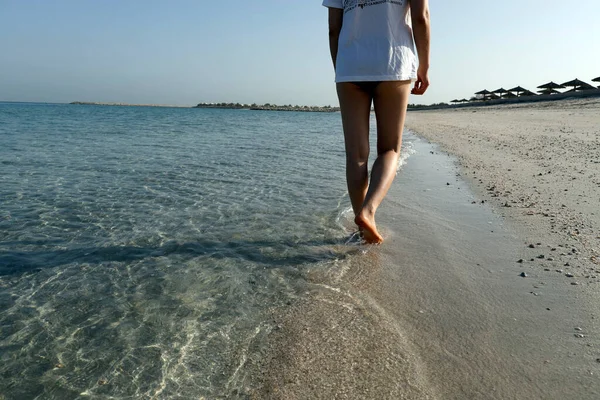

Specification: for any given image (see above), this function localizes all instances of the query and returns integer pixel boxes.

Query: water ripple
[0,103,415,398]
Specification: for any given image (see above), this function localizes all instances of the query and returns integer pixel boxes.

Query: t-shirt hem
[335,75,417,83]
[322,0,343,8]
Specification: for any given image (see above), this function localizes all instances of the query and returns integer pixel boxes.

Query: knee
[347,158,368,171]
[346,151,369,168]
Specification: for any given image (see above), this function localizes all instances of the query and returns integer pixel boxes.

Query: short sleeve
[322,0,343,9]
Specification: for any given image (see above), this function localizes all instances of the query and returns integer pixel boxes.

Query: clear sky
[1,0,599,106]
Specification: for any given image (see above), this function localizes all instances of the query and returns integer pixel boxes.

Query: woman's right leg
[336,82,373,219]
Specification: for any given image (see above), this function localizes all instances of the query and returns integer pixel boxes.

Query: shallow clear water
[0,103,415,398]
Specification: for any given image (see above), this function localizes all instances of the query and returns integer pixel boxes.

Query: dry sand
[245,99,600,399]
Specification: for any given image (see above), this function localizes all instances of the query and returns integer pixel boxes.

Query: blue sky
[1,0,599,105]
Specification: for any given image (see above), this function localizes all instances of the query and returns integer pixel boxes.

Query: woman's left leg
[355,80,411,243]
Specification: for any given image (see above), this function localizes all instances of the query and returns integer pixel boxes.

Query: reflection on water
[0,103,415,398]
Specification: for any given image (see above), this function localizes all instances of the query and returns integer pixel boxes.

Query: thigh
[372,81,411,154]
[336,82,373,162]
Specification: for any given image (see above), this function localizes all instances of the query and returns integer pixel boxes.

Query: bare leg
[336,83,373,217]
[355,81,411,244]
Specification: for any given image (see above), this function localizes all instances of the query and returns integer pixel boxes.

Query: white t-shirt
[322,0,417,83]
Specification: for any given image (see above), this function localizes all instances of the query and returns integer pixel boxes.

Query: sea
[0,102,419,398]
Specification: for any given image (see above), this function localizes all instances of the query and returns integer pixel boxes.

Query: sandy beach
[406,98,600,278]
[248,99,600,399]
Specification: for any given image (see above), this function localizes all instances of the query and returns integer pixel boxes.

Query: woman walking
[323,0,430,243]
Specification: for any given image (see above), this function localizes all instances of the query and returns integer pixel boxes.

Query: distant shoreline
[25,89,600,112]
[69,101,340,113]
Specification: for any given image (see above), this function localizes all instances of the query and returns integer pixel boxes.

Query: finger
[412,79,421,93]
[412,81,423,95]
[414,79,429,95]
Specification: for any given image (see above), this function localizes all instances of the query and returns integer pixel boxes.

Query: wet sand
[246,101,600,399]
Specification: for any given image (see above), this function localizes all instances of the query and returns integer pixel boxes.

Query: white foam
[335,205,356,233]
[397,138,417,172]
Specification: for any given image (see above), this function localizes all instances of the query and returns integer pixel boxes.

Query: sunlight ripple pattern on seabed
[0,103,415,398]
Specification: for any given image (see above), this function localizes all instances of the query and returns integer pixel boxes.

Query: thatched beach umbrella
[538,81,565,91]
[492,88,507,97]
[459,98,469,103]
[474,89,491,100]
[450,99,460,103]
[565,83,596,92]
[520,90,537,97]
[502,92,518,99]
[563,79,596,92]
[507,86,527,96]
[561,78,591,91]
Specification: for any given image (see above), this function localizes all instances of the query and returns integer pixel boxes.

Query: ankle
[360,204,376,219]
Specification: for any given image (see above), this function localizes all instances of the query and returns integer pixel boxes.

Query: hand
[411,67,430,95]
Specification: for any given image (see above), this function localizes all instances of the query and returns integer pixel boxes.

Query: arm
[409,0,430,95]
[328,8,343,70]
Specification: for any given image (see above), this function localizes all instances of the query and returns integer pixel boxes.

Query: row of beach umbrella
[451,76,600,103]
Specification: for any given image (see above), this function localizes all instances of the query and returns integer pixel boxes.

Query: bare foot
[355,212,384,244]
